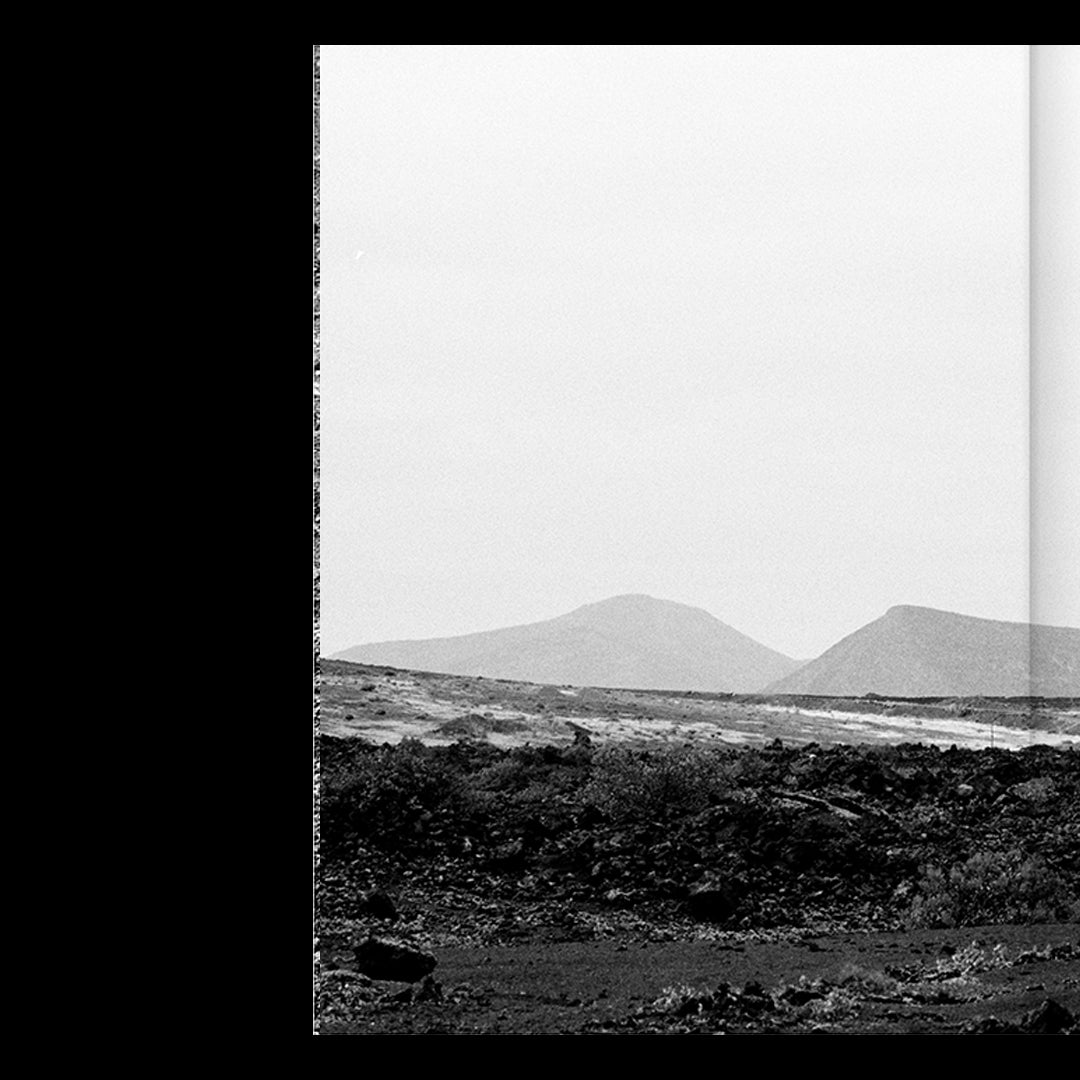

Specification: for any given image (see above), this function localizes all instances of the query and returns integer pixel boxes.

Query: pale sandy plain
[320,661,1080,752]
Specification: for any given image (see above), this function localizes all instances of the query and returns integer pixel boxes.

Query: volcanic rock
[357,888,398,921]
[685,876,740,922]
[352,936,438,983]
[1020,998,1074,1034]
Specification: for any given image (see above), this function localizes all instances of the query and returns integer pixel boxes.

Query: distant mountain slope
[333,594,801,692]
[764,605,1080,697]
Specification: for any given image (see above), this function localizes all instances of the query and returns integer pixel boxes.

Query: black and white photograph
[314,45,1080,1034]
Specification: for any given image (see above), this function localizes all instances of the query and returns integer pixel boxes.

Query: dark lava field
[315,680,1080,1034]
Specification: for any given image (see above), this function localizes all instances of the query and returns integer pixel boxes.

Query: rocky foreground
[316,732,1079,1033]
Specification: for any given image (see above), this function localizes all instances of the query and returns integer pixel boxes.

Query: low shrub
[907,850,1080,928]
[836,964,899,996]
[651,984,710,1015]
[581,745,733,822]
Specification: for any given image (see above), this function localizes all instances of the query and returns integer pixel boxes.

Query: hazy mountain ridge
[334,594,802,692]
[764,605,1080,697]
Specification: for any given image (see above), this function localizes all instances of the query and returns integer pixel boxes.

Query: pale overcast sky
[319,44,1039,659]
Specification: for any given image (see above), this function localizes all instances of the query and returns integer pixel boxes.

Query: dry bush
[907,850,1080,928]
[582,745,734,821]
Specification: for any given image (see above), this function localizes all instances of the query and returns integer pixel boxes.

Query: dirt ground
[319,924,1079,1034]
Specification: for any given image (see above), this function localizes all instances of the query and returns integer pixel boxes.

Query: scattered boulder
[357,888,398,921]
[964,1000,1075,1035]
[353,936,437,983]
[685,876,740,922]
[779,985,825,1006]
[566,722,593,748]
[415,975,443,1003]
[1020,998,1074,1034]
[388,978,442,1004]
[487,839,526,870]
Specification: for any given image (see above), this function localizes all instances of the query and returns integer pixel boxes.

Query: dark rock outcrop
[685,876,740,922]
[357,888,398,922]
[1020,998,1075,1034]
[352,937,437,982]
